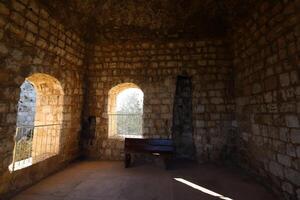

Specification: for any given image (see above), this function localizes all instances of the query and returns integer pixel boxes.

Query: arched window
[9,73,64,171]
[108,83,144,138]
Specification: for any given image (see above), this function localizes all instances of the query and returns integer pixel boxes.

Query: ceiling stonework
[39,0,257,42]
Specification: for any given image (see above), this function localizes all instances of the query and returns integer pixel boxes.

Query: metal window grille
[108,113,143,138]
[10,124,62,171]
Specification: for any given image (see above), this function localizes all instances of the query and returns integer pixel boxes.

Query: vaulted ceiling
[39,0,258,42]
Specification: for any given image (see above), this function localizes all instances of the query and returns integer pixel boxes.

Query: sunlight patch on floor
[174,178,233,200]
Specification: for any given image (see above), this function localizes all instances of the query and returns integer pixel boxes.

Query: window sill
[9,157,32,172]
[108,134,143,140]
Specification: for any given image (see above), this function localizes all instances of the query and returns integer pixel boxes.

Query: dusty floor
[11,161,278,200]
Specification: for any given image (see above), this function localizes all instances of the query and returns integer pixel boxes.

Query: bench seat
[124,138,174,169]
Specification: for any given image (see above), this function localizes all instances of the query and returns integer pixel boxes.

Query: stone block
[264,76,278,91]
[264,92,273,103]
[280,73,290,87]
[282,182,294,194]
[252,83,262,94]
[284,168,300,186]
[0,43,8,55]
[25,20,38,34]
[269,161,284,178]
[0,3,10,15]
[11,11,25,26]
[28,0,39,14]
[290,71,298,84]
[12,0,26,12]
[195,105,205,113]
[280,128,288,142]
[290,129,300,144]
[295,86,300,96]
[9,24,25,39]
[0,16,6,28]
[26,11,38,24]
[195,120,205,128]
[277,154,291,167]
[36,38,48,49]
[25,32,36,44]
[11,49,23,61]
[286,144,296,157]
[286,115,299,128]
[297,146,300,157]
[211,97,223,104]
[0,103,8,113]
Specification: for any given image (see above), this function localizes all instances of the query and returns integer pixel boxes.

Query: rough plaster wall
[233,1,300,199]
[84,40,235,161]
[0,0,85,198]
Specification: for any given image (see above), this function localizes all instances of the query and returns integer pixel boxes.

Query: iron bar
[108,113,143,137]
[10,124,62,172]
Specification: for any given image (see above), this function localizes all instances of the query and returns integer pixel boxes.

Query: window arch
[10,73,64,171]
[108,83,144,138]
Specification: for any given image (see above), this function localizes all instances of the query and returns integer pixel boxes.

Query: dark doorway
[172,75,195,160]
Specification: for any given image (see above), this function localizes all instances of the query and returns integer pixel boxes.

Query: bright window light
[116,88,143,113]
[108,84,144,138]
[174,178,233,200]
[9,157,32,172]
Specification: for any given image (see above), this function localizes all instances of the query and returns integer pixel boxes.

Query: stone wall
[3,0,300,199]
[0,0,85,198]
[172,76,195,159]
[233,1,300,199]
[26,73,64,163]
[84,40,235,161]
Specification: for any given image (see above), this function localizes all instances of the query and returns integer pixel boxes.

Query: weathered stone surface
[264,76,278,91]
[0,0,85,198]
[0,43,8,54]
[286,115,299,128]
[234,1,300,199]
[284,168,300,186]
[277,154,291,167]
[280,73,290,87]
[282,182,293,194]
[84,39,233,161]
[269,161,284,178]
[286,144,296,157]
[0,2,10,15]
[290,129,300,144]
[0,1,299,200]
[297,146,300,157]
[39,0,256,42]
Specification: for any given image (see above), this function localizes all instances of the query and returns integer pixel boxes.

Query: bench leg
[125,153,131,168]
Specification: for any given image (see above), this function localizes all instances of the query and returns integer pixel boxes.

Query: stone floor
[11,161,278,200]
